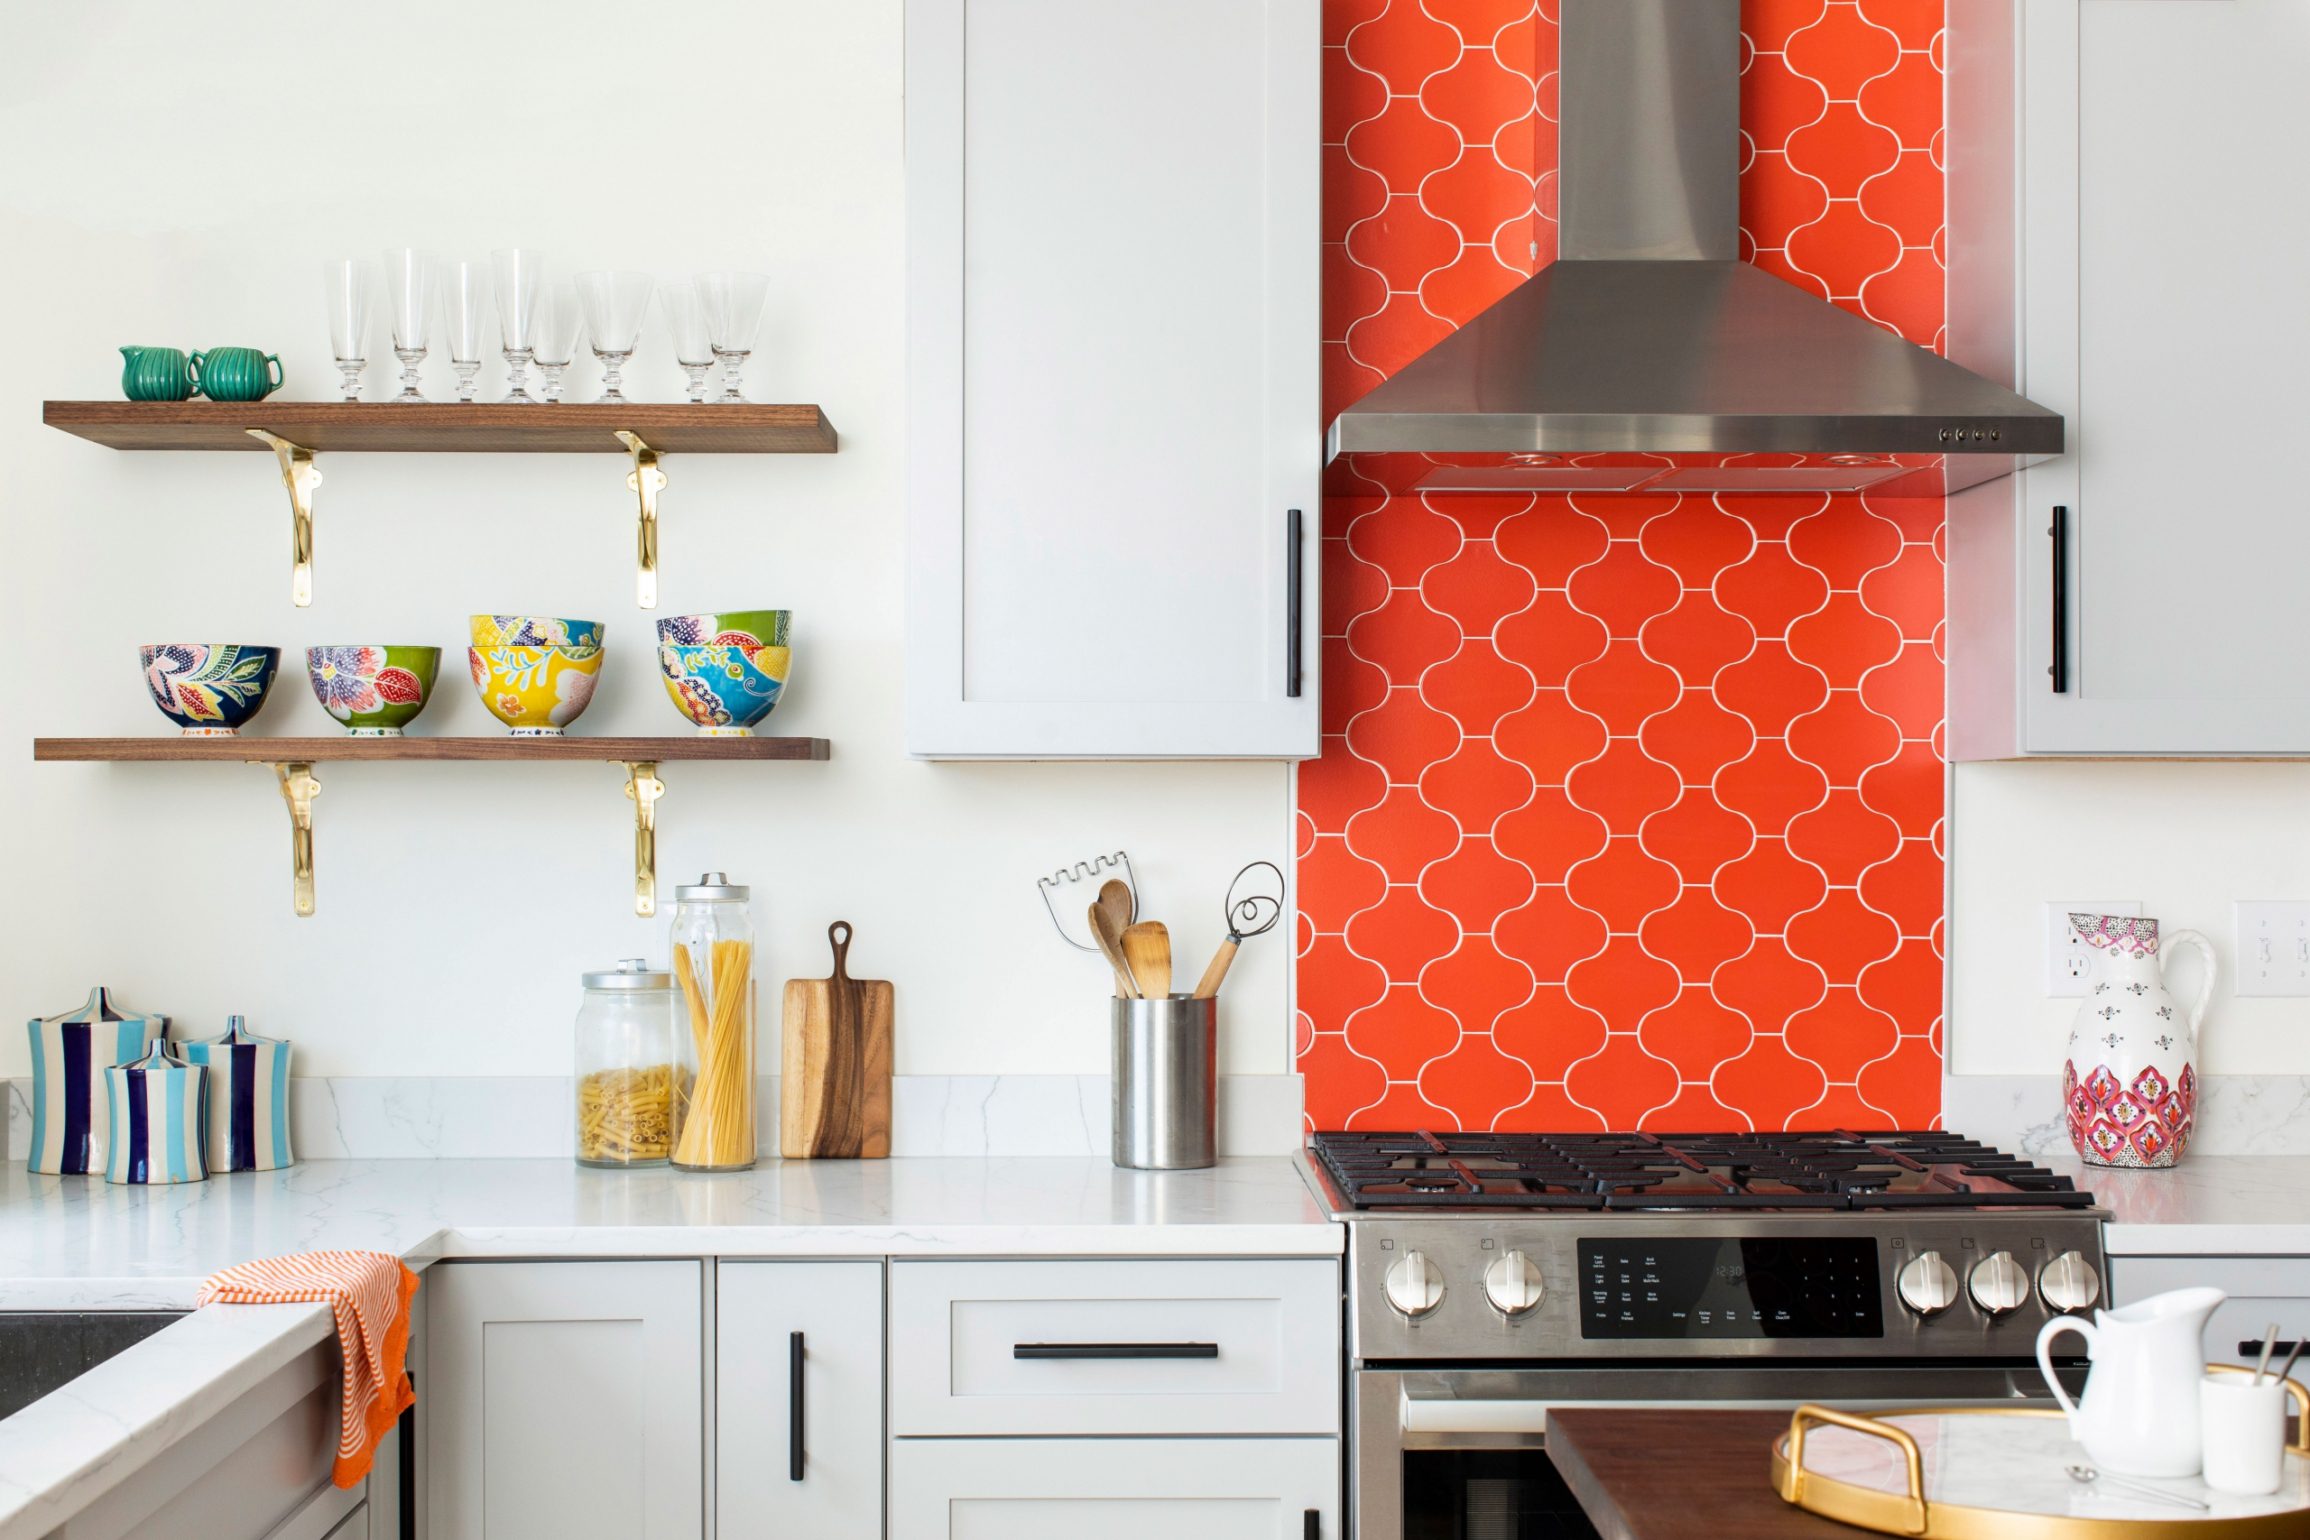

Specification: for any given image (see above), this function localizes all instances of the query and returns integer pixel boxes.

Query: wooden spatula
[780,921,893,1158]
[1122,921,1172,999]
[1090,901,1141,998]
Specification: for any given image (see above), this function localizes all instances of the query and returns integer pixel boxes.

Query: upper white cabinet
[904,0,1322,758]
[1948,0,2310,756]
[718,1261,884,1539]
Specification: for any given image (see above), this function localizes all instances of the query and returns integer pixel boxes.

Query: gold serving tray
[1770,1370,2310,1538]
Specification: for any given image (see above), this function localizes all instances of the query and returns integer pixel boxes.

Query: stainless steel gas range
[1299,1130,2108,1540]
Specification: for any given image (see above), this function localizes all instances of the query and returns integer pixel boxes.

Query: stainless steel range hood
[1324,0,2062,498]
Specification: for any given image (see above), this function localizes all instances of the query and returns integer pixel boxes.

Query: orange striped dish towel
[197,1250,420,1488]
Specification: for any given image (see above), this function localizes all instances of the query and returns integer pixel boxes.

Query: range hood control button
[1483,1250,1545,1317]
[1896,1251,1959,1316]
[1969,1250,2031,1316]
[2040,1251,2102,1315]
[1384,1250,1446,1319]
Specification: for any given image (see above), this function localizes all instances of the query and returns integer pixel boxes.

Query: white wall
[0,0,1293,1081]
[1951,761,2310,1076]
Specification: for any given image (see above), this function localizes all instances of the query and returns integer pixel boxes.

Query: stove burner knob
[2040,1251,2102,1315]
[1969,1250,2031,1316]
[1897,1251,1959,1316]
[1483,1250,1545,1317]
[1383,1249,1446,1319]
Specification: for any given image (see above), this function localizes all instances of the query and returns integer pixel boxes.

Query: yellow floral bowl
[469,614,604,649]
[467,645,603,736]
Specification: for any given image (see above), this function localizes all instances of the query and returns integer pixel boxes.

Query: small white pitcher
[2037,1286,2225,1477]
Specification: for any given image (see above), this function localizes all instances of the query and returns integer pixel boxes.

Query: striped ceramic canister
[102,1042,208,1185]
[180,1016,293,1172]
[24,988,169,1175]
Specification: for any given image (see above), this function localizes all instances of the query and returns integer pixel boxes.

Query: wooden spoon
[1096,878,1136,941]
[1191,937,1237,1000]
[1122,921,1172,999]
[1088,902,1141,998]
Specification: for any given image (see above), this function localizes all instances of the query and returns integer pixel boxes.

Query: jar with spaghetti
[574,960,684,1168]
[668,872,756,1171]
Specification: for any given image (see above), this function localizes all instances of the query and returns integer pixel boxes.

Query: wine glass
[491,248,545,403]
[382,247,434,403]
[697,270,770,402]
[322,259,374,401]
[576,271,654,405]
[659,281,716,403]
[531,282,584,404]
[440,258,491,404]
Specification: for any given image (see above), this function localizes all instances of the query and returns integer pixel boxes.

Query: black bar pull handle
[788,1330,805,1482]
[2242,1339,2305,1358]
[1304,1509,1320,1539]
[1013,1341,1221,1360]
[2049,504,2069,694]
[1286,507,1305,699]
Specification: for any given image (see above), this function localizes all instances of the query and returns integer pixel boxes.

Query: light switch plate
[2045,900,2142,996]
[2234,901,2310,996]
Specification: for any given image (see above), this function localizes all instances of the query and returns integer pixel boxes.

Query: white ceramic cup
[2200,1374,2287,1496]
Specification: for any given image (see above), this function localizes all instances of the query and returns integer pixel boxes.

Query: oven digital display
[1577,1236,1883,1339]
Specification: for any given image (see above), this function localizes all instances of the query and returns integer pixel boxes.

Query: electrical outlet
[2045,900,2143,996]
[2234,901,2310,996]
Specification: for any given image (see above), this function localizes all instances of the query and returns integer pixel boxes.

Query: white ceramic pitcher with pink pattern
[2062,915,2214,1169]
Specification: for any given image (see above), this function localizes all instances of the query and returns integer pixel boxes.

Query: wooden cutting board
[780,921,892,1158]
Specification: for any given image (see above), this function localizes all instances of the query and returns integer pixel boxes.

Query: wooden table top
[1547,1408,1864,1540]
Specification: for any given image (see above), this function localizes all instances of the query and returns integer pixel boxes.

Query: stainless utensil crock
[1111,995,1216,1170]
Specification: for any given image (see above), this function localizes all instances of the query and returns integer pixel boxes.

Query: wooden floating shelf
[42,400,837,454]
[35,736,830,763]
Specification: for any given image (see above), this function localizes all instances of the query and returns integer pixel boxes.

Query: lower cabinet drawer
[890,1437,1340,1539]
[890,1258,1339,1435]
[2111,1255,2310,1362]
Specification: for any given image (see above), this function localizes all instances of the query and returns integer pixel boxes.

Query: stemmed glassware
[697,271,770,402]
[576,271,654,405]
[659,282,716,403]
[491,248,545,403]
[531,282,584,404]
[322,259,374,401]
[382,248,435,402]
[440,258,491,404]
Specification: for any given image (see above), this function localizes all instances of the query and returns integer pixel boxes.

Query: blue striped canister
[102,1042,208,1186]
[180,1016,293,1173]
[25,988,169,1175]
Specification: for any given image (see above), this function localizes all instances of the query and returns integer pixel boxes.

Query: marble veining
[1945,1073,2310,1158]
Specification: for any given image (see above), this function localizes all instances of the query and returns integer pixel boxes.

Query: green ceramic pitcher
[119,345,200,402]
[190,348,283,403]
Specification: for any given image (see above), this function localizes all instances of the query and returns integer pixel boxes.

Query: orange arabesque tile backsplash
[1299,1,1947,1131]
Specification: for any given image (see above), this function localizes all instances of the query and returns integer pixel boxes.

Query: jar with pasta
[575,960,684,1167]
[668,872,756,1171]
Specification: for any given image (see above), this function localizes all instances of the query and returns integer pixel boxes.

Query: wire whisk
[1222,860,1286,942]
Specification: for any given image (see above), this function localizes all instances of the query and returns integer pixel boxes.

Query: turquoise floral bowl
[658,642,792,735]
[306,645,441,735]
[140,644,279,735]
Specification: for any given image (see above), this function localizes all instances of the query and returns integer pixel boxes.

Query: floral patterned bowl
[468,645,603,736]
[139,644,279,736]
[657,642,792,735]
[469,614,604,649]
[306,646,440,736]
[655,610,789,649]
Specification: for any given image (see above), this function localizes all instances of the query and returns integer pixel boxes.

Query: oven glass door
[1404,1449,1599,1540]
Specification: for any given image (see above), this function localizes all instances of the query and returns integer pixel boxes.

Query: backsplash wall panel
[1300,1,1949,1131]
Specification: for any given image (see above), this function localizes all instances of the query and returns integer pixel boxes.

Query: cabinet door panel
[717,1261,882,1538]
[426,1261,702,1540]
[890,1437,1339,1540]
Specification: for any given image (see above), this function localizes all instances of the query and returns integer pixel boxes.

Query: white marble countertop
[2044,1154,2310,1255]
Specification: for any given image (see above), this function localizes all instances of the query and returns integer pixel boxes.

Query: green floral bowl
[306,646,440,735]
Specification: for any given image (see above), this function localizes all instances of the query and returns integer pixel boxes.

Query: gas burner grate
[1308,1129,2097,1213]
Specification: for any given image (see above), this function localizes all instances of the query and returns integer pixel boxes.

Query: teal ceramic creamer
[119,346,199,402]
[189,348,283,403]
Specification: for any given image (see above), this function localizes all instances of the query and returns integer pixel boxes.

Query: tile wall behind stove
[1298,1,1948,1132]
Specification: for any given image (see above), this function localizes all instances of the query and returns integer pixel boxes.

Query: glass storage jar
[668,872,755,1171]
[574,960,684,1167]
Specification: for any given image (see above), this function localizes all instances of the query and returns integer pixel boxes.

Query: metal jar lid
[673,871,750,901]
[581,958,673,990]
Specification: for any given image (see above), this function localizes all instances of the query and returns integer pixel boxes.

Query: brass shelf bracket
[623,760,665,917]
[615,430,666,610]
[272,762,321,918]
[246,430,323,608]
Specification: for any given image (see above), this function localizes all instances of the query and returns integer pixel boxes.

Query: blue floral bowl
[657,642,791,735]
[139,644,279,735]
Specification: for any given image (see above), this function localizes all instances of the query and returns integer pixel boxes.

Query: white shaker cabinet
[890,1437,1342,1540]
[717,1261,884,1538]
[425,1261,704,1540]
[1948,0,2310,755]
[904,0,1322,758]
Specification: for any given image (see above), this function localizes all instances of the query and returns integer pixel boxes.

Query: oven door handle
[1397,1391,1954,1436]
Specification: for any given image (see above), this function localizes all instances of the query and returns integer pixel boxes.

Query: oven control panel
[1578,1235,1882,1338]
